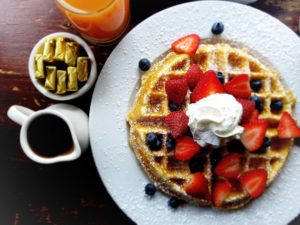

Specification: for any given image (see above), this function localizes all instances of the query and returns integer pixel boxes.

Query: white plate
[89,1,300,225]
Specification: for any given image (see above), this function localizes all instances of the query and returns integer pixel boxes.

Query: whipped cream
[186,93,244,148]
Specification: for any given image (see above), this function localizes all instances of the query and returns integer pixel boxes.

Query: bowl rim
[28,32,97,101]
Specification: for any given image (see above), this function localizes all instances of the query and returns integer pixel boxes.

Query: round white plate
[89,1,300,225]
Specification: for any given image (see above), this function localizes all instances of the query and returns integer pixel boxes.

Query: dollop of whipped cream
[186,93,244,148]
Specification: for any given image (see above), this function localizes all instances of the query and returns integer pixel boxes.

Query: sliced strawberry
[248,109,259,123]
[212,179,232,207]
[239,169,267,198]
[240,120,268,152]
[165,78,188,105]
[237,98,255,124]
[190,70,225,103]
[171,34,201,56]
[185,172,210,200]
[277,112,300,138]
[224,74,251,99]
[175,136,201,161]
[184,64,204,90]
[214,153,242,179]
[164,111,189,138]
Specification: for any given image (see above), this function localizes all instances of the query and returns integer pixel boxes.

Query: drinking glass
[55,0,130,45]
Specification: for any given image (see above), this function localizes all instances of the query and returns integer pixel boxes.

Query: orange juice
[55,0,130,44]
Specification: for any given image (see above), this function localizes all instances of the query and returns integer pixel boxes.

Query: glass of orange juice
[55,0,130,45]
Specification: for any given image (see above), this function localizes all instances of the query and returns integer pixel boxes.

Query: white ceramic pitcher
[7,104,89,164]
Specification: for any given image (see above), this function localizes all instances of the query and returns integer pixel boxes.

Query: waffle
[126,42,296,209]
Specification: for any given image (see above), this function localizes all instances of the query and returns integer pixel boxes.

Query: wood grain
[0,0,300,224]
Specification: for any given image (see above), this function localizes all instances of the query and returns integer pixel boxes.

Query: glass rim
[55,0,115,15]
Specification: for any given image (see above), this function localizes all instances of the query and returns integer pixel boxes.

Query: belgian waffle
[126,43,296,209]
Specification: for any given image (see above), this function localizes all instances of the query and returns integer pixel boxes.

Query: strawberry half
[224,74,251,99]
[277,112,300,138]
[239,169,267,198]
[240,120,268,152]
[171,34,201,56]
[185,172,210,200]
[184,64,204,90]
[237,98,255,124]
[164,111,189,138]
[248,109,259,123]
[190,70,225,103]
[175,136,201,161]
[165,78,188,105]
[212,179,232,207]
[214,153,242,179]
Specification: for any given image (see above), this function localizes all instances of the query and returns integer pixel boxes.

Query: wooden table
[1,0,300,224]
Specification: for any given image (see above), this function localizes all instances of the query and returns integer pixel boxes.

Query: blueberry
[250,80,262,92]
[189,154,206,173]
[146,133,162,150]
[255,147,267,154]
[168,197,180,209]
[169,102,181,111]
[166,137,176,149]
[210,149,222,168]
[200,146,210,154]
[262,137,271,148]
[217,72,225,84]
[270,100,283,111]
[227,140,246,154]
[146,133,157,146]
[257,103,264,112]
[145,183,156,196]
[139,58,151,71]
[250,95,262,104]
[212,22,224,35]
[255,137,271,154]
[151,139,163,151]
[250,95,264,112]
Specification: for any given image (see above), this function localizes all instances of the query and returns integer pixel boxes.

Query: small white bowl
[28,32,97,101]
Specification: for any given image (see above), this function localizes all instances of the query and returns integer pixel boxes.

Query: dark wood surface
[1,0,300,224]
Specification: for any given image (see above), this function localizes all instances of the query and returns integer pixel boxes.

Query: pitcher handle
[7,105,34,126]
